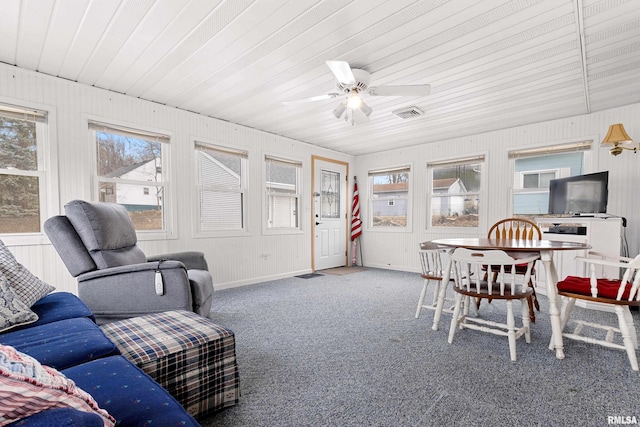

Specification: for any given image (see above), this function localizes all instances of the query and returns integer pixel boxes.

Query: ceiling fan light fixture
[347,93,362,109]
[332,103,346,119]
[360,101,372,117]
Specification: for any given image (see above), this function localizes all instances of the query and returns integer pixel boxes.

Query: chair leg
[530,281,540,311]
[615,306,639,371]
[506,300,517,361]
[526,295,536,323]
[415,278,429,318]
[621,307,638,349]
[448,293,464,344]
[521,298,531,343]
[549,297,576,351]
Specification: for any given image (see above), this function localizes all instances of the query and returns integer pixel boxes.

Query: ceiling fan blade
[282,93,340,105]
[326,60,356,85]
[368,84,431,97]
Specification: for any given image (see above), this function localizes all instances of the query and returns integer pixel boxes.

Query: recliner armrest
[148,251,209,271]
[76,261,193,324]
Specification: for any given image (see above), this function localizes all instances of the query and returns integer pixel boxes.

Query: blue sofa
[0,292,200,427]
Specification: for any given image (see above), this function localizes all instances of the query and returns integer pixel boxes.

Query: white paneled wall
[2,63,640,292]
[0,64,352,293]
[355,103,640,272]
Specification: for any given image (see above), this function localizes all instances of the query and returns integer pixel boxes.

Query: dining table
[428,237,591,360]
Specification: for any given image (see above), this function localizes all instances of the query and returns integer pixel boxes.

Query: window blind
[0,104,47,123]
[89,120,170,144]
[508,140,592,159]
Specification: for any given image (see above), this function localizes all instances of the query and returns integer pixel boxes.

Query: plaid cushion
[0,239,55,307]
[0,274,38,332]
[101,310,239,417]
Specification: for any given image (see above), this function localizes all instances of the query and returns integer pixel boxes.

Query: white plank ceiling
[1,0,639,156]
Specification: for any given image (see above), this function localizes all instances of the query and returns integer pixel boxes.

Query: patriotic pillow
[0,239,55,307]
[0,344,115,426]
[0,274,39,332]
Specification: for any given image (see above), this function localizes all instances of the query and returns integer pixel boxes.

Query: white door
[313,158,348,270]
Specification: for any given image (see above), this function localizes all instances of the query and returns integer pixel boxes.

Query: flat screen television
[548,171,609,215]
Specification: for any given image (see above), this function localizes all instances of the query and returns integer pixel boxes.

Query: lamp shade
[601,123,633,146]
[332,103,346,119]
[360,101,372,117]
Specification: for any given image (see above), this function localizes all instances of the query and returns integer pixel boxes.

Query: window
[428,156,483,228]
[90,121,169,231]
[369,166,410,227]
[265,156,301,230]
[0,104,48,234]
[195,142,247,232]
[510,141,591,217]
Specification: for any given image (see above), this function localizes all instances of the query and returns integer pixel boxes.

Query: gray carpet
[200,268,639,427]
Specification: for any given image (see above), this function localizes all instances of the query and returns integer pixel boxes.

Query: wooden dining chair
[554,251,640,371]
[415,242,452,319]
[447,248,539,361]
[486,217,542,322]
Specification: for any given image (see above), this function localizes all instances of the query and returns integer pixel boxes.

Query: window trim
[0,98,58,245]
[367,163,413,232]
[87,117,175,241]
[427,154,486,231]
[263,153,303,235]
[193,139,250,238]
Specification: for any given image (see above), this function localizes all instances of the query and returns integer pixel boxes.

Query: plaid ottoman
[100,310,239,417]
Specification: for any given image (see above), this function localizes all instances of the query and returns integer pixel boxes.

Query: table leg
[540,250,565,359]
[432,254,452,331]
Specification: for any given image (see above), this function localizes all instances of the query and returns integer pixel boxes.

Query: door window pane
[321,170,340,219]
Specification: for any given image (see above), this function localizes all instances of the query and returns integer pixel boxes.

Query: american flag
[351,181,362,240]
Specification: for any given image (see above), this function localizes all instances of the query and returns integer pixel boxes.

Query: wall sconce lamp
[601,123,636,156]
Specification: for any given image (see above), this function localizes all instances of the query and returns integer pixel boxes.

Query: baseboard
[215,269,313,290]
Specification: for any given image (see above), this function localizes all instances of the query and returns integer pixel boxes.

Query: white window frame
[508,139,595,217]
[194,141,248,237]
[367,165,412,232]
[517,168,562,190]
[89,119,174,240]
[263,154,303,234]
[0,99,58,245]
[427,155,485,230]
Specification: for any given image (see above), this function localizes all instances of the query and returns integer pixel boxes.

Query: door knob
[315,221,322,225]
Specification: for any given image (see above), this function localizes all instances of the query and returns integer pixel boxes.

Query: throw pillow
[0,239,55,307]
[0,274,38,333]
[0,344,115,426]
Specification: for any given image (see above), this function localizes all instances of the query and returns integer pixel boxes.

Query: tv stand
[535,216,623,312]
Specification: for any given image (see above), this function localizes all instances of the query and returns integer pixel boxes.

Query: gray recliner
[44,200,214,324]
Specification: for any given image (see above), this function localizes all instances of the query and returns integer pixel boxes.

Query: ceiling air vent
[392,106,424,119]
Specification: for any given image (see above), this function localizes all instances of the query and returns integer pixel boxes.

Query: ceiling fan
[283,60,431,125]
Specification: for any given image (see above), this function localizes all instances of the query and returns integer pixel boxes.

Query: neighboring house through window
[195,142,247,232]
[369,166,411,228]
[0,103,49,234]
[428,156,483,228]
[90,120,169,232]
[510,141,591,218]
[265,155,301,230]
